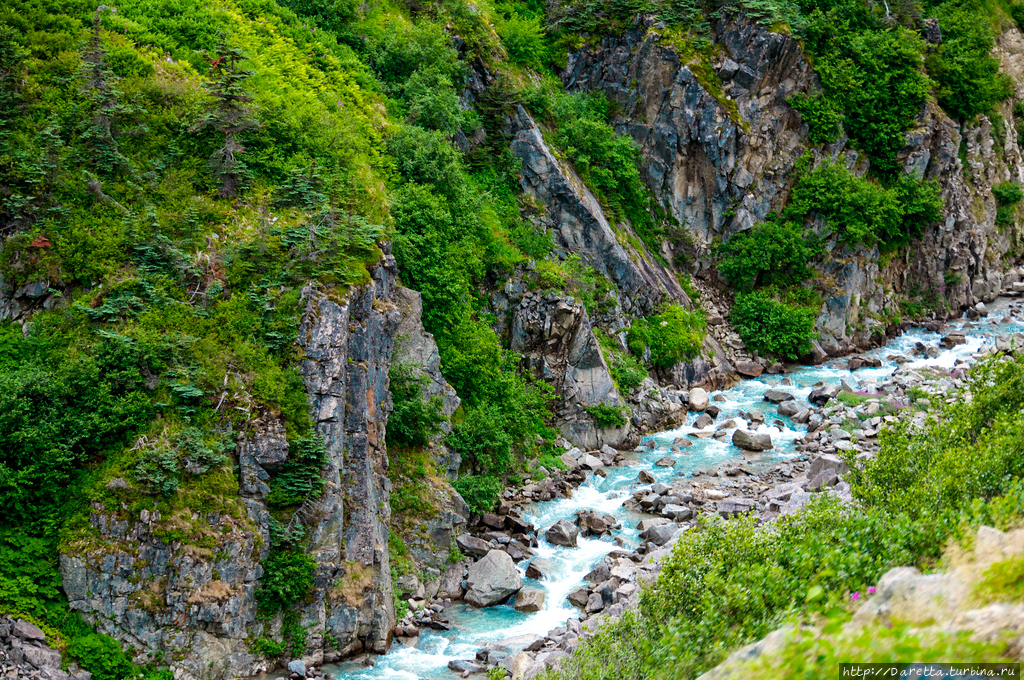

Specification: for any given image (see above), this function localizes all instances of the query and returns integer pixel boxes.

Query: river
[326,298,1024,680]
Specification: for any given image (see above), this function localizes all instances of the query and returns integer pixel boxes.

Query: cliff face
[58,249,424,678]
[559,17,1024,355]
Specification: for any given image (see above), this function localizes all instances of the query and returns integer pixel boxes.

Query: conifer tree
[191,36,258,199]
[79,5,132,176]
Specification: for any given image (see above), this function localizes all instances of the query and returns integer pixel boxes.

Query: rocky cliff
[559,16,1024,356]
[56,247,462,679]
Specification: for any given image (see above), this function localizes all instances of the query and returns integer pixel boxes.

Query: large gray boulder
[688,387,709,412]
[545,519,579,547]
[464,550,524,607]
[514,588,546,613]
[732,429,772,451]
[809,454,850,478]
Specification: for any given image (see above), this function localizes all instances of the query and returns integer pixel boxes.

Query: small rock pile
[0,616,91,680]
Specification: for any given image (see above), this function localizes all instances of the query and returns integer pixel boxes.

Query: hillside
[2,0,1024,677]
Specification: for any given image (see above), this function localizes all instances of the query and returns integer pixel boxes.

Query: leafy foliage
[586,403,628,428]
[453,474,504,514]
[626,304,706,371]
[265,436,328,509]
[387,363,446,448]
[255,550,317,615]
[716,218,819,292]
[730,291,816,361]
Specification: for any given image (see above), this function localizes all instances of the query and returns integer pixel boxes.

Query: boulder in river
[763,389,794,404]
[808,384,840,405]
[778,400,801,417]
[455,533,490,558]
[526,558,553,580]
[638,469,655,483]
[688,387,709,411]
[732,429,772,451]
[655,456,676,467]
[464,550,523,607]
[694,413,714,428]
[514,588,546,613]
[545,519,579,547]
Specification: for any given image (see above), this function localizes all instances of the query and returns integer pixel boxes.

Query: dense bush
[927,0,1012,121]
[255,550,317,616]
[730,291,816,361]
[716,218,819,292]
[787,92,843,145]
[586,403,628,428]
[786,162,942,248]
[387,363,445,448]
[627,304,706,370]
[453,474,504,514]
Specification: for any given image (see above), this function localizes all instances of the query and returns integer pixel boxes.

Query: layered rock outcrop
[560,15,1024,356]
[58,249,416,678]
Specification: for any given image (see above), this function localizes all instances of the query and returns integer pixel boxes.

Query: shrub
[497,14,547,69]
[926,0,1012,121]
[716,218,819,292]
[787,162,941,249]
[586,403,628,428]
[609,350,648,392]
[993,181,1023,206]
[788,92,843,144]
[387,363,445,448]
[255,550,317,616]
[731,291,816,361]
[446,405,513,475]
[627,304,705,370]
[453,474,503,514]
[265,436,328,509]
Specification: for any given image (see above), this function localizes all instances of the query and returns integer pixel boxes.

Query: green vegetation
[716,218,819,292]
[993,180,1023,225]
[387,363,446,448]
[626,304,705,371]
[586,403,628,428]
[731,291,817,361]
[549,354,1024,680]
[786,162,943,250]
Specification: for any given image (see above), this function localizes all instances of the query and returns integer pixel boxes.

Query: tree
[191,36,258,199]
[80,6,132,176]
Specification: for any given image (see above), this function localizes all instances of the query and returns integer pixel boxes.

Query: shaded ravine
[328,300,1024,680]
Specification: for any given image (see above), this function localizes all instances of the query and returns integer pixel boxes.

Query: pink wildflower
[868,586,876,595]
[851,591,860,600]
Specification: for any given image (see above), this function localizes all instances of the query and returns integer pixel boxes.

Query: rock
[808,384,840,405]
[437,561,467,600]
[688,387,709,411]
[941,334,967,348]
[545,520,579,547]
[718,497,757,517]
[655,456,676,467]
[976,301,989,317]
[661,504,693,520]
[642,523,679,546]
[288,660,306,677]
[735,361,764,378]
[514,588,546,613]
[526,558,554,580]
[809,454,849,478]
[561,449,581,468]
[580,454,605,471]
[732,429,772,451]
[456,534,491,558]
[13,620,46,642]
[705,489,726,500]
[448,660,483,674]
[807,469,838,491]
[762,390,794,404]
[567,588,590,608]
[777,400,800,417]
[465,550,524,607]
[638,469,655,484]
[694,413,714,428]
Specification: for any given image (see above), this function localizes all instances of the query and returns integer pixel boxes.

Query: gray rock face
[509,106,688,319]
[562,16,1024,356]
[732,429,773,451]
[0,615,87,680]
[509,289,629,449]
[60,253,414,677]
[464,550,524,607]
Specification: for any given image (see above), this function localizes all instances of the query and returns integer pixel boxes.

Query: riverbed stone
[545,520,579,547]
[456,534,491,558]
[809,384,840,405]
[762,389,793,404]
[514,588,546,613]
[642,523,679,546]
[688,388,709,411]
[735,361,764,378]
[732,429,772,451]
[465,550,524,607]
[526,558,554,580]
